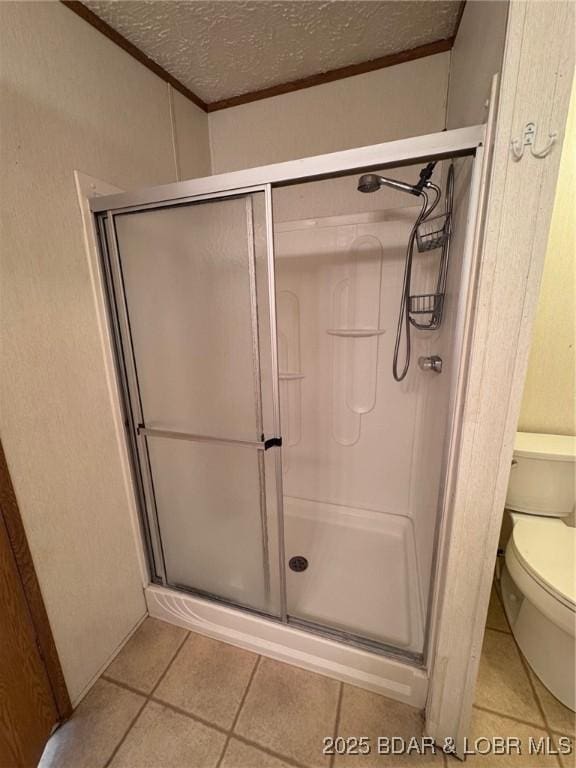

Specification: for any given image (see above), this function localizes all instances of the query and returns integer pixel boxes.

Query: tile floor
[470,585,575,767]
[40,587,574,768]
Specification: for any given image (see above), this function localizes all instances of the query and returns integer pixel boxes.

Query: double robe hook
[511,121,557,161]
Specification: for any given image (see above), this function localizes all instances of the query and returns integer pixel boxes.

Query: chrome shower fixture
[357,173,421,197]
[356,162,453,382]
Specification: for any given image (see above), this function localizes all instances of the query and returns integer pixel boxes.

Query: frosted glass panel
[148,438,274,613]
[110,191,281,616]
[115,196,261,441]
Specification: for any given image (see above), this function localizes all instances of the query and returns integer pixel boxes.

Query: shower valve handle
[418,355,443,374]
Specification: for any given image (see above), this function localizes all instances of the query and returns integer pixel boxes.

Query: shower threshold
[145,582,428,708]
[286,616,422,666]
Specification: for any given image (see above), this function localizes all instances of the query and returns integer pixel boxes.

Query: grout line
[215,655,262,768]
[478,587,573,755]
[99,630,190,767]
[473,704,549,732]
[493,602,575,744]
[105,663,309,768]
[329,683,344,768]
[103,681,313,768]
[485,625,511,635]
[231,654,261,732]
[516,651,568,768]
[517,646,550,728]
[551,729,576,739]
[475,705,566,768]
[103,629,439,768]
[100,675,148,698]
[149,696,229,736]
[491,608,553,734]
[228,733,311,768]
[150,629,191,696]
[103,696,147,768]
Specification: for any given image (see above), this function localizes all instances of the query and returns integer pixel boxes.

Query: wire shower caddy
[409,163,454,330]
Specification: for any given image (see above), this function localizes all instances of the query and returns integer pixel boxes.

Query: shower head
[357,173,422,197]
[357,174,383,193]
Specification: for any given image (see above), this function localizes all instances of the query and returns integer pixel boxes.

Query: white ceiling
[84,1,461,105]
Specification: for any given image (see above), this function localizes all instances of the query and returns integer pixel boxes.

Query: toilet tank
[506,432,576,517]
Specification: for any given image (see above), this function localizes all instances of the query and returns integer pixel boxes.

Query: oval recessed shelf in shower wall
[331,235,384,447]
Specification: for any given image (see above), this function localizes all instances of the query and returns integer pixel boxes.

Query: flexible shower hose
[392,186,441,382]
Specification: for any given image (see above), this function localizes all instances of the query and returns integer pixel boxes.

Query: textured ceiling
[84,1,461,104]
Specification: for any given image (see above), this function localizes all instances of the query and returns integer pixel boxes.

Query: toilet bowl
[500,432,576,711]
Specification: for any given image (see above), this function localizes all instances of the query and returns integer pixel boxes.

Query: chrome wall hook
[511,121,558,161]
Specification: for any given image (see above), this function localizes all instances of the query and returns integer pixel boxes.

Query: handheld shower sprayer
[357,173,422,197]
[356,163,448,382]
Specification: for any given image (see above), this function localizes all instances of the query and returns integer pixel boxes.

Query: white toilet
[500,431,576,711]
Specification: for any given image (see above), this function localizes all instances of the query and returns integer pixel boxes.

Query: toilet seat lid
[511,518,576,609]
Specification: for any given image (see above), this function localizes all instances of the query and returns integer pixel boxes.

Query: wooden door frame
[425,0,574,756]
[0,440,72,721]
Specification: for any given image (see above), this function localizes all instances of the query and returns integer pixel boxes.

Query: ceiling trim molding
[61,1,208,111]
[61,1,458,115]
[205,37,455,112]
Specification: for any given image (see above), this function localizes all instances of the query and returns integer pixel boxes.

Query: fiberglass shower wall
[273,160,472,654]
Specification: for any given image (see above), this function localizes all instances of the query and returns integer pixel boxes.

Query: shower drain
[289,556,309,572]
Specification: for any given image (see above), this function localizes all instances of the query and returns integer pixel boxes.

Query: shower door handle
[137,425,282,451]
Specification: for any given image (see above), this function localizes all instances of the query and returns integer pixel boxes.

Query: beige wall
[172,88,211,180]
[446,0,575,437]
[208,53,450,173]
[0,1,210,703]
[518,81,576,437]
[446,0,509,129]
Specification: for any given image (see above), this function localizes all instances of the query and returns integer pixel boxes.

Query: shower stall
[92,126,485,704]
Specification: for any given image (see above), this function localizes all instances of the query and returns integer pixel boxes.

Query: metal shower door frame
[96,184,287,620]
[93,123,486,658]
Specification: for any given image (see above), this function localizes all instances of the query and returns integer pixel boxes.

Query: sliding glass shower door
[101,189,284,617]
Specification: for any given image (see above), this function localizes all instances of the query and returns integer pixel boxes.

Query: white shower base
[146,497,427,708]
[146,583,427,707]
[284,497,424,652]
